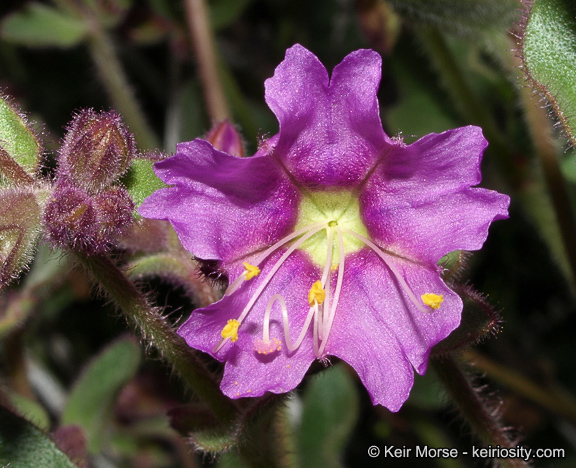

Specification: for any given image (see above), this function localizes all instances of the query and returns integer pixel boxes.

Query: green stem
[432,356,529,468]
[463,350,576,426]
[84,18,159,150]
[76,252,238,423]
[237,395,293,468]
[184,0,230,122]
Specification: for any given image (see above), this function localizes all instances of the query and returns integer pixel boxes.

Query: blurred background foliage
[2,0,576,467]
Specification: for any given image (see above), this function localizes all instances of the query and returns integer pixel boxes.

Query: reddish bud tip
[57,109,135,192]
[205,121,245,157]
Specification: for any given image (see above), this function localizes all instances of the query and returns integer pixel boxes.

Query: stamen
[243,262,260,280]
[221,319,240,342]
[224,263,260,296]
[213,319,241,353]
[318,225,334,342]
[225,222,326,297]
[215,223,327,354]
[421,293,443,310]
[235,224,327,326]
[308,281,326,306]
[343,229,428,314]
[318,225,346,356]
[253,221,327,265]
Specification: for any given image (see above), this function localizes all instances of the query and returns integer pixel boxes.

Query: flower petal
[178,250,318,398]
[325,251,461,410]
[138,139,299,263]
[265,44,388,188]
[362,186,509,264]
[361,127,509,263]
[380,126,489,199]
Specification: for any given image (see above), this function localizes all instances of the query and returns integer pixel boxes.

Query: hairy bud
[44,184,134,254]
[57,109,135,192]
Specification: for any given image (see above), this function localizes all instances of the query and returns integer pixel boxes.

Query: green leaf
[123,158,166,208]
[6,393,51,432]
[0,3,89,48]
[0,405,77,468]
[61,337,141,453]
[297,366,359,468]
[522,0,576,147]
[0,95,41,182]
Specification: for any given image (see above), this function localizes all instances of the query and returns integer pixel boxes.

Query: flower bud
[44,186,98,252]
[92,186,134,241]
[0,187,43,287]
[44,184,134,254]
[57,109,135,192]
[205,121,245,157]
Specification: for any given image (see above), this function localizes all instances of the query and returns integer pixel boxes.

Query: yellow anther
[421,293,444,310]
[308,280,326,306]
[221,319,240,342]
[243,262,260,280]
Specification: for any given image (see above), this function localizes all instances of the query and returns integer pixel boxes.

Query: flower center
[294,191,368,267]
[213,191,445,360]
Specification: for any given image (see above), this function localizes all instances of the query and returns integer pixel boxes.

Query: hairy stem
[184,0,230,122]
[463,350,576,426]
[238,395,294,468]
[432,356,530,468]
[76,253,238,423]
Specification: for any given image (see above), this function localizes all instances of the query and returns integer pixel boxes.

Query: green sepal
[522,0,576,147]
[123,157,167,208]
[432,284,501,357]
[0,185,46,288]
[0,405,77,468]
[0,3,89,48]
[296,365,359,468]
[188,424,240,454]
[439,250,468,283]
[0,95,41,184]
[61,337,142,453]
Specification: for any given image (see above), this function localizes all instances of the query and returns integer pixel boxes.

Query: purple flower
[139,45,509,411]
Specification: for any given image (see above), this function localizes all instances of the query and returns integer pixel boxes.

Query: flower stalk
[432,356,530,468]
[76,252,238,423]
[184,0,230,122]
[463,350,576,426]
